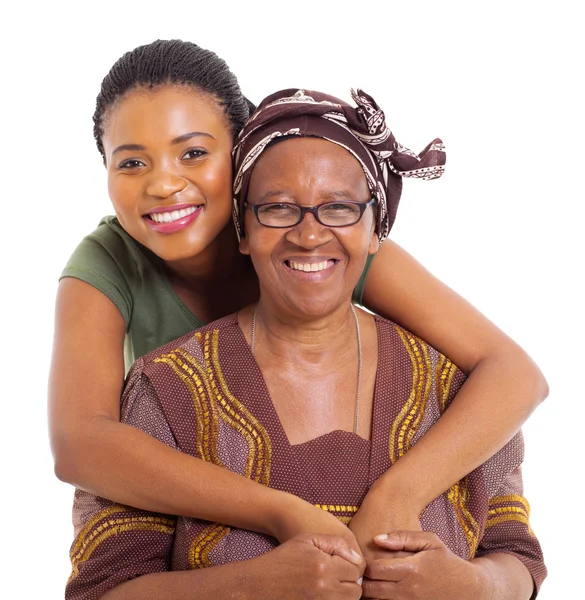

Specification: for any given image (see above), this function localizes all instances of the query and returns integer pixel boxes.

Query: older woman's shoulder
[374,314,466,381]
[134,314,241,369]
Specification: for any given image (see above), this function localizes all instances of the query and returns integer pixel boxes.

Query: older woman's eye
[261,204,295,214]
[119,159,145,170]
[181,148,208,160]
[331,203,354,210]
[321,203,358,215]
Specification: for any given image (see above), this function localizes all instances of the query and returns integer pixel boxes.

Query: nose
[145,163,187,199]
[285,211,332,249]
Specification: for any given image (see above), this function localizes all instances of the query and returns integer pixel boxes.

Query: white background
[1,1,583,597]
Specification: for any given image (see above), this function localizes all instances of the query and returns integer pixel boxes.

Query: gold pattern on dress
[188,523,232,569]
[315,503,359,524]
[70,504,131,559]
[389,327,432,463]
[434,352,479,556]
[315,503,359,513]
[155,348,220,465]
[69,505,176,581]
[208,329,273,485]
[446,478,480,558]
[487,495,534,535]
[436,354,457,413]
[153,328,275,570]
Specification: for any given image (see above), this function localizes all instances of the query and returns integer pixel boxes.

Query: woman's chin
[284,294,352,321]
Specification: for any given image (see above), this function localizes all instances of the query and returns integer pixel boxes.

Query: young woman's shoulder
[60,216,160,325]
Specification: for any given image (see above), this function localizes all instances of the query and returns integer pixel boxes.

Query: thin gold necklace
[250,305,362,434]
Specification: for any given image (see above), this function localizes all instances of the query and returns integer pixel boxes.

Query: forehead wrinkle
[248,137,369,205]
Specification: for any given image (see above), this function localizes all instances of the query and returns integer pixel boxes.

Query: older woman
[66,89,545,600]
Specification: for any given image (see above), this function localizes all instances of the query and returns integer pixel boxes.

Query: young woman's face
[101,85,234,263]
[240,137,378,320]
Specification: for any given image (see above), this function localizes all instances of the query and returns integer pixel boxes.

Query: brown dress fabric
[66,314,546,599]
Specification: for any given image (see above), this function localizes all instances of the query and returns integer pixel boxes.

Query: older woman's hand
[348,484,421,560]
[361,531,485,600]
[251,532,365,599]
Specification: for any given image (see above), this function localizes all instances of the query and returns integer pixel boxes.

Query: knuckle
[310,575,328,597]
[365,558,382,579]
[313,557,328,577]
[362,579,383,597]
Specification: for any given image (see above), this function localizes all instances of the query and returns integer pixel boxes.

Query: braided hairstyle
[93,39,253,162]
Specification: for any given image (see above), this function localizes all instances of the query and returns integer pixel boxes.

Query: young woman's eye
[118,159,145,170]
[181,148,208,160]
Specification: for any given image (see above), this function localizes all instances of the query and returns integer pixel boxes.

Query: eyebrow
[172,131,215,145]
[255,190,358,204]
[112,132,215,156]
[112,143,146,155]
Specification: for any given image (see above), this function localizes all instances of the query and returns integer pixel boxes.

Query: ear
[239,234,250,256]
[367,228,380,255]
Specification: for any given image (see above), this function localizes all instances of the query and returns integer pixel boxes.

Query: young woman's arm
[359,240,548,514]
[48,278,353,543]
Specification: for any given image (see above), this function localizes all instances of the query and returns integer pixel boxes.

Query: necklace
[250,304,362,434]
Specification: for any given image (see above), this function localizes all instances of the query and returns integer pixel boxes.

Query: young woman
[49,40,548,549]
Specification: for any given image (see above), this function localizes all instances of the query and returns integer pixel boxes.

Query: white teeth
[288,260,330,272]
[149,206,199,223]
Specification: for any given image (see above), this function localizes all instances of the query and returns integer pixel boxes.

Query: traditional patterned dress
[66,314,546,599]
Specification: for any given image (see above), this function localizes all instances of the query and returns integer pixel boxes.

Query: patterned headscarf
[233,88,446,242]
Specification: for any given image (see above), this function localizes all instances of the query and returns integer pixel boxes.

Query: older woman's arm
[98,534,363,600]
[363,532,535,600]
[360,240,548,516]
[67,496,363,600]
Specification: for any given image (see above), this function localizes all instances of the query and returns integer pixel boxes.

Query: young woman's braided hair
[93,39,254,162]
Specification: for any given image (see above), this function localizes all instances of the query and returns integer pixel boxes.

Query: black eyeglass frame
[244,198,376,228]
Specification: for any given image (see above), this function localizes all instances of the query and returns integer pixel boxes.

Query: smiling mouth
[146,206,201,223]
[284,259,337,273]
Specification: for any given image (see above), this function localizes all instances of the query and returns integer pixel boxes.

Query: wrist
[263,490,309,541]
[215,558,260,600]
[369,473,428,516]
[469,559,495,600]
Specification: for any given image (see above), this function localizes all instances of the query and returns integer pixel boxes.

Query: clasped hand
[267,490,481,599]
[349,489,482,599]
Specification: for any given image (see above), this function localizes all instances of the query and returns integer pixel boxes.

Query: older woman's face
[240,137,378,319]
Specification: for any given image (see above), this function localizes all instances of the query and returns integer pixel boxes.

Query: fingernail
[374,533,388,541]
[357,577,363,585]
[350,549,362,560]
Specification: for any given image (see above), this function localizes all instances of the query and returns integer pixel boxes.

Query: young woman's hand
[250,532,365,600]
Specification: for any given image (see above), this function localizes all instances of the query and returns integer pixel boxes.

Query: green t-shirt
[61,216,374,370]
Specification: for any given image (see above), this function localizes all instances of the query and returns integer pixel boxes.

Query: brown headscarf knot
[233,88,446,241]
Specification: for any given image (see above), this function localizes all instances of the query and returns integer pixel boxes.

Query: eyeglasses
[245,198,375,228]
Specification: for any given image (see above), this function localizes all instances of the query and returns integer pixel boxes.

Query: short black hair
[93,39,254,161]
